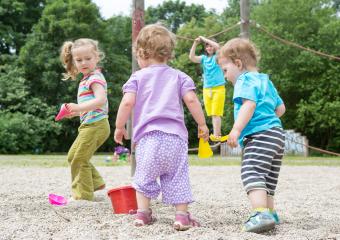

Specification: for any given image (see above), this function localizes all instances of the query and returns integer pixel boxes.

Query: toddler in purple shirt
[114,24,209,231]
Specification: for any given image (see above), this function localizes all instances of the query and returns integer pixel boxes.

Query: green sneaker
[243,211,275,233]
[270,211,280,224]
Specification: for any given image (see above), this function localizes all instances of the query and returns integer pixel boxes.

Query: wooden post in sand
[129,0,144,176]
[240,0,250,39]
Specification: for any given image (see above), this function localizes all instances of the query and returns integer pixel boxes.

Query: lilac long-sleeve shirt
[122,64,196,144]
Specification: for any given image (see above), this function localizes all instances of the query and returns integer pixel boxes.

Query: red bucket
[107,185,137,214]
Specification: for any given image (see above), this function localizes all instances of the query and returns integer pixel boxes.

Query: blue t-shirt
[233,72,283,146]
[200,54,225,88]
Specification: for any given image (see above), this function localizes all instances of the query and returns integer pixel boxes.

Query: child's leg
[134,191,154,226]
[174,203,200,231]
[210,86,225,139]
[212,115,221,136]
[241,128,285,232]
[68,119,109,200]
[132,132,163,226]
[248,189,268,209]
[136,191,151,210]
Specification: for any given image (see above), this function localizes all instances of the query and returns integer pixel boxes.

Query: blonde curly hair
[218,38,260,68]
[134,24,176,62]
[60,38,104,80]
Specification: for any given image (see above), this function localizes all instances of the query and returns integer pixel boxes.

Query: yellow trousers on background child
[67,118,110,200]
[203,85,225,116]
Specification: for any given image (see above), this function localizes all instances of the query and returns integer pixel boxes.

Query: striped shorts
[241,127,285,196]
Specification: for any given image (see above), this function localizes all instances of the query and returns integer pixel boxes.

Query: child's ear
[235,59,243,70]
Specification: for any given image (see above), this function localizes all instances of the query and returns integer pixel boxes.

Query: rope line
[285,136,340,157]
[176,22,240,42]
[207,22,241,39]
[250,21,340,61]
[187,137,340,156]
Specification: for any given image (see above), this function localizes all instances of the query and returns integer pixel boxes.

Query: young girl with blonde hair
[60,38,110,201]
[114,24,209,230]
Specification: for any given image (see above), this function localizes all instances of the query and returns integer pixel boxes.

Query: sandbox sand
[1,166,340,239]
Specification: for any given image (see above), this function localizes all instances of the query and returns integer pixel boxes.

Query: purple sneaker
[134,209,155,227]
[173,212,200,231]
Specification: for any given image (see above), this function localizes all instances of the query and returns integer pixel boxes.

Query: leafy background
[0,0,339,154]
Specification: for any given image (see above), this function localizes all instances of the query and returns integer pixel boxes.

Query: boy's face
[218,57,242,85]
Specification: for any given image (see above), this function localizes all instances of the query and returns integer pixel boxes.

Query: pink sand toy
[55,103,71,121]
[48,194,68,206]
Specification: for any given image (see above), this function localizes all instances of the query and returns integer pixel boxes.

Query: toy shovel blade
[198,138,213,158]
[55,104,70,121]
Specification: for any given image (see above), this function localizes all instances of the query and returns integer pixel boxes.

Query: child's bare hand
[114,128,128,145]
[194,37,201,43]
[227,128,240,148]
[198,124,209,141]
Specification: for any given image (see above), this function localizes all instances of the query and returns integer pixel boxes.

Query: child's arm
[199,36,220,50]
[67,83,106,115]
[275,103,286,117]
[114,92,136,145]
[189,37,203,63]
[228,99,256,148]
[183,90,209,141]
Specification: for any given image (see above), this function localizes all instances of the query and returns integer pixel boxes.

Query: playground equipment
[198,138,213,158]
[107,186,138,214]
[113,146,130,162]
[48,194,67,206]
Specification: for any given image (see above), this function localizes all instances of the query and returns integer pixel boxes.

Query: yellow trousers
[67,118,110,200]
[203,85,226,116]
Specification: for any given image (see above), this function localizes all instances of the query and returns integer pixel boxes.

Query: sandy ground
[1,165,340,240]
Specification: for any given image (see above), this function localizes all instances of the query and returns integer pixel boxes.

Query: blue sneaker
[270,211,280,224]
[243,211,275,233]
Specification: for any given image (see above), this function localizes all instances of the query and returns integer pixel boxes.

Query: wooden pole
[240,0,250,39]
[129,0,144,176]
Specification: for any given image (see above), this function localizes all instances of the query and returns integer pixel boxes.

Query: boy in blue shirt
[218,38,286,233]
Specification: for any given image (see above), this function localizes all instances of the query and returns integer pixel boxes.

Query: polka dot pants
[133,131,194,205]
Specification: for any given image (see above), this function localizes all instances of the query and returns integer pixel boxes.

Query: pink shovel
[55,104,71,121]
[48,194,68,206]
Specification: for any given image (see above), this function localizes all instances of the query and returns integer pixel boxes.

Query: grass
[0,154,339,167]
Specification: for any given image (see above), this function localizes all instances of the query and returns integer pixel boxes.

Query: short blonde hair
[134,24,175,62]
[60,38,104,80]
[218,38,260,68]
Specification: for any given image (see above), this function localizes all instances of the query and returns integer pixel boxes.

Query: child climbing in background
[114,24,209,231]
[189,35,227,142]
[59,38,110,201]
[218,38,286,233]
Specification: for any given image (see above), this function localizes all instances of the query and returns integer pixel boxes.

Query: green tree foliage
[0,62,61,153]
[251,0,340,152]
[1,0,339,153]
[13,0,131,152]
[145,0,209,32]
[0,0,46,55]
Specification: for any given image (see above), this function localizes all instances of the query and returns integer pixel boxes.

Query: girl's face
[205,43,215,56]
[72,45,99,75]
[218,57,243,85]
